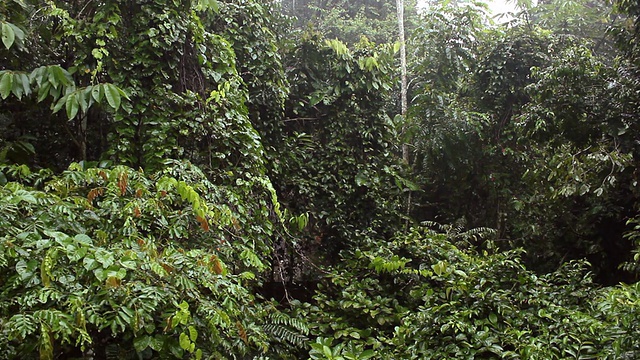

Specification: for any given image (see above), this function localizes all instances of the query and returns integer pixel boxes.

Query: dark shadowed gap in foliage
[258,281,319,305]
[589,216,637,285]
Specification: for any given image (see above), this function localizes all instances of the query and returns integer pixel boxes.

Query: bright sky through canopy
[417,0,520,21]
[487,0,518,14]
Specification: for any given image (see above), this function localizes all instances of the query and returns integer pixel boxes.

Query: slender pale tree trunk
[397,0,412,227]
[397,0,408,154]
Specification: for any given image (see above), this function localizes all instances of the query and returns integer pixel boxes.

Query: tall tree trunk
[397,0,412,227]
[396,0,408,163]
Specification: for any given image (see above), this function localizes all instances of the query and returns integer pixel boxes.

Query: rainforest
[1,0,640,358]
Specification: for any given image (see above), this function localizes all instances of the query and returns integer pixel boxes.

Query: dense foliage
[407,0,640,283]
[276,34,406,259]
[0,162,306,359]
[281,0,419,44]
[299,228,640,359]
[2,0,640,358]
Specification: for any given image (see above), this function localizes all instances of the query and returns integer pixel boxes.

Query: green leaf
[2,22,15,49]
[47,65,73,90]
[52,95,67,113]
[12,23,24,43]
[30,66,44,87]
[178,301,189,311]
[179,332,191,351]
[149,336,165,351]
[110,267,127,280]
[0,72,14,99]
[360,350,375,360]
[150,262,168,277]
[323,345,333,359]
[91,84,103,103]
[66,92,80,120]
[8,314,36,339]
[355,172,367,186]
[188,326,197,341]
[11,73,24,99]
[170,342,184,358]
[104,83,121,110]
[83,257,98,271]
[48,66,60,88]
[120,259,137,270]
[134,335,152,352]
[196,0,219,12]
[74,234,92,246]
[393,41,402,53]
[94,248,114,268]
[37,82,51,102]
[19,72,30,97]
[93,268,107,281]
[119,306,135,324]
[15,259,36,279]
[431,261,447,276]
[79,87,91,112]
[309,91,324,107]
[239,271,255,280]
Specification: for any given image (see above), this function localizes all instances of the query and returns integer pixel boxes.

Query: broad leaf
[91,84,103,103]
[66,92,80,120]
[103,83,121,110]
[0,72,13,99]
[2,22,15,49]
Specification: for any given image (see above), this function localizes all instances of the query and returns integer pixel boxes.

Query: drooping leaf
[20,72,30,97]
[52,94,67,113]
[2,22,16,49]
[133,335,152,352]
[91,84,103,103]
[66,92,79,120]
[0,72,14,99]
[103,83,121,110]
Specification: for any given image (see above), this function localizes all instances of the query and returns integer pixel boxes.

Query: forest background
[1,0,640,358]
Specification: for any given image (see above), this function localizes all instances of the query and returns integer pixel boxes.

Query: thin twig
[281,117,320,122]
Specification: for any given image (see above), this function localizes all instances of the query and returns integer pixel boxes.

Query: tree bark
[397,0,412,227]
[396,0,408,163]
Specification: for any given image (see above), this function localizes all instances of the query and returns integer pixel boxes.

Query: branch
[281,117,321,122]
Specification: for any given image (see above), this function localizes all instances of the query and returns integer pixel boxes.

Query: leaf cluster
[296,228,640,359]
[0,162,305,359]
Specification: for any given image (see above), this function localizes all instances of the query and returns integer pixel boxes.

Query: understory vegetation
[1,0,640,358]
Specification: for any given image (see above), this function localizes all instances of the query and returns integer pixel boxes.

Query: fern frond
[264,312,309,346]
[421,220,448,232]
[264,323,308,346]
[267,312,309,335]
[459,226,496,239]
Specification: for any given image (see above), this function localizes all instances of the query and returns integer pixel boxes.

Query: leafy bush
[277,35,407,259]
[0,162,306,359]
[297,227,640,359]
